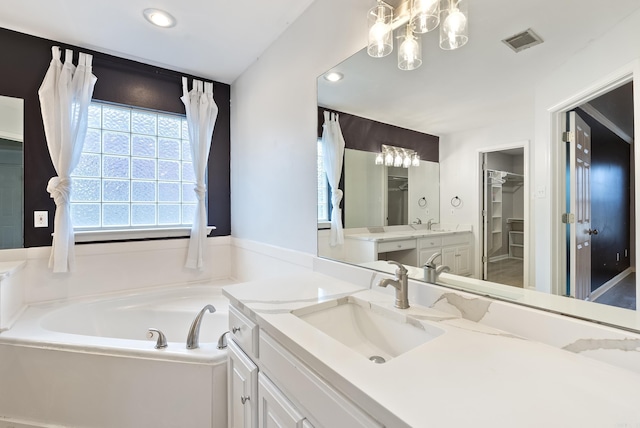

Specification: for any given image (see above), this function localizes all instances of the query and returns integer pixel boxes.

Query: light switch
[34,211,48,228]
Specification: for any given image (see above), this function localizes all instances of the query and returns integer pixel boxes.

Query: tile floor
[486,258,524,288]
[593,273,637,310]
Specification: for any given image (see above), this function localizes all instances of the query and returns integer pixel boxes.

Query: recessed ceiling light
[143,8,177,28]
[324,72,344,82]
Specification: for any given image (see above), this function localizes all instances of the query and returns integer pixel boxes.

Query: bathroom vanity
[342,228,472,276]
[223,272,640,427]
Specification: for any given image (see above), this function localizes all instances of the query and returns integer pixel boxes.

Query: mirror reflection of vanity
[317,0,640,332]
[0,95,24,249]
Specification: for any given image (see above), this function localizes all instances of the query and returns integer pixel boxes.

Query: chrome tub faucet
[378,261,410,309]
[186,304,216,349]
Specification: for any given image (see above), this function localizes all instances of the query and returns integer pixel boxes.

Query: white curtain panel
[321,111,346,246]
[38,47,97,273]
[181,77,219,269]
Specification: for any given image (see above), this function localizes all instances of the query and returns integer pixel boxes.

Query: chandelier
[375,145,420,168]
[367,0,469,70]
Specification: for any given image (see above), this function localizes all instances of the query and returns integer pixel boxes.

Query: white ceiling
[0,0,317,84]
[317,0,640,136]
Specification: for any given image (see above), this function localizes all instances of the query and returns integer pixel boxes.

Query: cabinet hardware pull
[232,326,241,333]
[241,395,250,404]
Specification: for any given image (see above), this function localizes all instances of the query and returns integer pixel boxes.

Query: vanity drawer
[377,239,416,253]
[442,233,471,246]
[229,305,259,357]
[419,237,442,249]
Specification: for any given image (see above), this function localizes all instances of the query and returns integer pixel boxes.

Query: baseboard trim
[489,254,509,263]
[589,267,634,301]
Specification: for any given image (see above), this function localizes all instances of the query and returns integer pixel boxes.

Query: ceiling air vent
[502,28,543,53]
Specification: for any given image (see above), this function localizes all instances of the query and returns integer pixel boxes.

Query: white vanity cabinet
[441,234,472,276]
[228,340,258,428]
[417,233,472,276]
[417,236,442,267]
[345,231,473,276]
[227,304,383,428]
[258,373,306,427]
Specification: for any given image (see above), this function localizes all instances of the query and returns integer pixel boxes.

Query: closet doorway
[481,148,526,288]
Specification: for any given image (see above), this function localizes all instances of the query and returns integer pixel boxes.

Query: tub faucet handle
[217,331,230,350]
[147,328,168,349]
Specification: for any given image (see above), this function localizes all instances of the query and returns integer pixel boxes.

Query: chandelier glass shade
[367,0,468,70]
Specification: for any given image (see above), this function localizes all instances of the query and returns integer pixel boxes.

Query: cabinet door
[419,248,441,267]
[442,246,457,273]
[455,245,471,276]
[258,373,306,428]
[229,340,258,428]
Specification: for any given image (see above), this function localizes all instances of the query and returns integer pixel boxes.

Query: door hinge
[562,131,574,143]
[482,210,486,217]
[562,213,575,224]
[482,256,487,263]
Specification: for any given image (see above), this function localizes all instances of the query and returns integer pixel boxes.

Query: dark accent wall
[575,109,632,291]
[317,108,439,161]
[0,27,230,247]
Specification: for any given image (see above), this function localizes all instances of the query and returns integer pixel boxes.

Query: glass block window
[71,102,197,229]
[317,140,330,222]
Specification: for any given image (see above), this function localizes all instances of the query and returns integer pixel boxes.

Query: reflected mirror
[0,95,23,249]
[317,0,640,331]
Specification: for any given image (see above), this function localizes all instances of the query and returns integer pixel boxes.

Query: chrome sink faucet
[426,218,435,230]
[186,304,216,349]
[377,261,410,309]
[424,252,450,284]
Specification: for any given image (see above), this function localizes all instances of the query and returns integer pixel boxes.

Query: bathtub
[0,281,233,428]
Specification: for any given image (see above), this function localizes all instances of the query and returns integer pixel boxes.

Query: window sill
[73,226,216,243]
[317,221,331,230]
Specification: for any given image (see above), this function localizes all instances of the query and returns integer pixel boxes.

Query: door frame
[477,141,530,288]
[550,62,639,302]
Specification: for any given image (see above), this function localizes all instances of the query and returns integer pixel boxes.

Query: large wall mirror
[317,0,640,332]
[0,95,24,249]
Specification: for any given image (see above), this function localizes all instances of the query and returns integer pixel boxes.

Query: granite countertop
[344,225,472,242]
[360,260,640,332]
[223,272,640,428]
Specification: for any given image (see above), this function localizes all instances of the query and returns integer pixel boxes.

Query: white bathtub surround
[230,237,315,282]
[0,261,26,331]
[0,283,231,428]
[14,236,231,306]
[224,272,640,428]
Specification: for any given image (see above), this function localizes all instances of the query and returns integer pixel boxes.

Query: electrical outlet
[34,211,48,228]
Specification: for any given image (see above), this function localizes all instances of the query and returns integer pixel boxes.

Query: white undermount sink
[293,296,443,363]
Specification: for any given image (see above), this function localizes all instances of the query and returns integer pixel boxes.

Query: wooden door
[568,112,593,300]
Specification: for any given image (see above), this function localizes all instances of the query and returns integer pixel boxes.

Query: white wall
[344,149,385,228]
[533,8,640,293]
[439,116,533,277]
[230,0,370,254]
[408,161,440,225]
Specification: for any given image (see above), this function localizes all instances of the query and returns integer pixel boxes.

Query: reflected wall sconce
[367,0,468,70]
[375,144,420,168]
